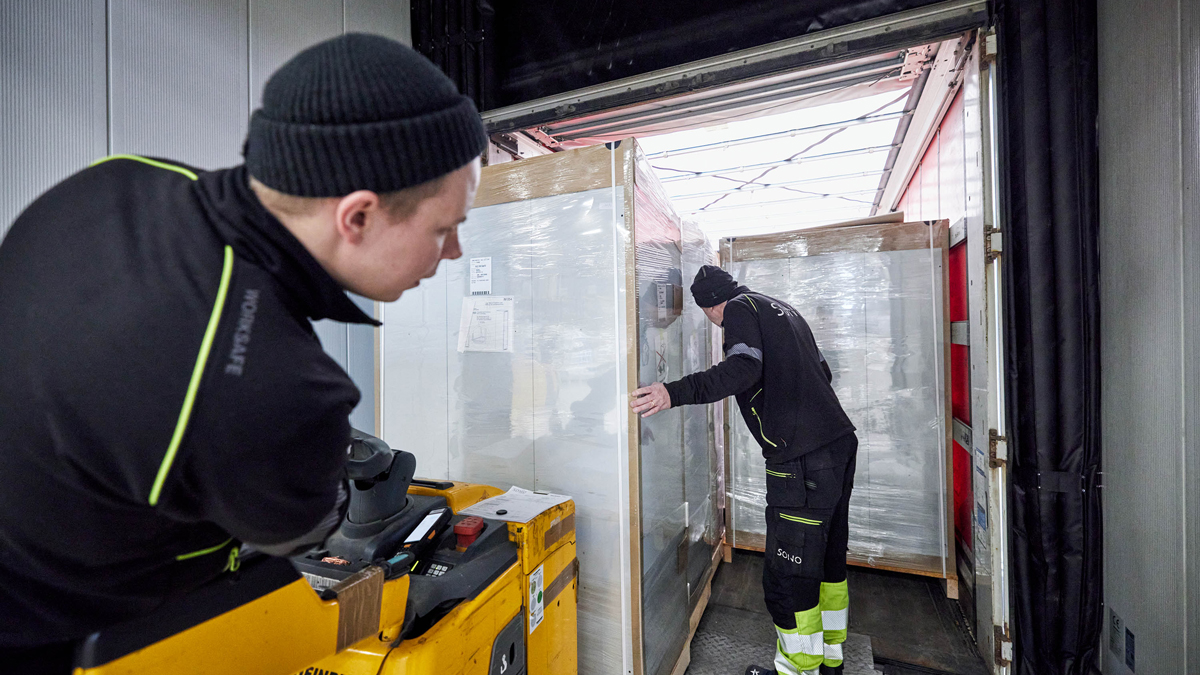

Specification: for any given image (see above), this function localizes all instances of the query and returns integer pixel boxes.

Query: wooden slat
[726,220,949,261]
[623,141,645,675]
[473,142,627,208]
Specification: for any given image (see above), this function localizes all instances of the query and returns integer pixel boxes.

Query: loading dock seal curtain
[997,0,1103,672]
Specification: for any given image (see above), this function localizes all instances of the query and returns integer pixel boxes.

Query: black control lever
[343,429,417,527]
[346,428,395,481]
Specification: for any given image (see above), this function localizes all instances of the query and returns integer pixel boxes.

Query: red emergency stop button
[454,516,485,550]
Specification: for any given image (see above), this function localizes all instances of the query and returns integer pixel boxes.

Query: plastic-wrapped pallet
[681,219,724,608]
[380,140,721,675]
[721,220,956,584]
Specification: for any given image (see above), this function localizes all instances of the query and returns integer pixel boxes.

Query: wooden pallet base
[669,545,723,675]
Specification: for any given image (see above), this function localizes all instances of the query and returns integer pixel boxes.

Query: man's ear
[333,190,381,245]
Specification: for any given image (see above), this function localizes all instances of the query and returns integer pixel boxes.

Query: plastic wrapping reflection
[382,188,629,671]
[682,220,721,598]
[632,155,689,675]
[727,249,948,574]
[381,143,724,675]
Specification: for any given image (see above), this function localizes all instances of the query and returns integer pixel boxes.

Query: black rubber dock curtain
[996,0,1102,673]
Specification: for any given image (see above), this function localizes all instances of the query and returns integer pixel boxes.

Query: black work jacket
[0,157,377,648]
[664,291,854,463]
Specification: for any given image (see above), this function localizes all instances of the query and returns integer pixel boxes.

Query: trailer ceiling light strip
[644,111,909,160]
[682,189,880,213]
[656,144,900,183]
[687,195,879,218]
[671,170,886,201]
[547,62,904,140]
[480,0,989,133]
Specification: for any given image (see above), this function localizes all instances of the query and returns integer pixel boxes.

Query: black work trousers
[762,433,858,674]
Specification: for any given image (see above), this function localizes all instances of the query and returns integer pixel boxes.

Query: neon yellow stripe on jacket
[91,154,199,181]
[149,245,234,505]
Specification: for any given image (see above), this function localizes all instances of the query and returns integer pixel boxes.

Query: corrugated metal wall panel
[249,0,343,110]
[1185,0,1200,667]
[109,0,249,170]
[344,0,411,45]
[1099,0,1189,671]
[0,0,107,241]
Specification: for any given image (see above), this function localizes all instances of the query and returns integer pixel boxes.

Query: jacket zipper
[749,389,785,447]
[176,537,240,573]
[175,537,233,562]
[751,406,778,447]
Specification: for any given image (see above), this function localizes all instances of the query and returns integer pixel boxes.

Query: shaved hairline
[248,174,447,220]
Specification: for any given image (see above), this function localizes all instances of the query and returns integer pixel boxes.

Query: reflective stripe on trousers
[820,579,849,667]
[774,606,823,673]
[774,579,850,672]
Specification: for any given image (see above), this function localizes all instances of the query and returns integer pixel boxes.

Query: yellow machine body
[74,483,577,675]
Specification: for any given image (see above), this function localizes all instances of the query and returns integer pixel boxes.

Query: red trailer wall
[894,89,974,553]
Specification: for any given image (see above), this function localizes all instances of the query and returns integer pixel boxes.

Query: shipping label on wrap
[470,257,492,295]
[457,296,514,353]
[528,564,544,633]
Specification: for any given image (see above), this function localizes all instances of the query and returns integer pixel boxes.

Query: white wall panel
[1185,0,1200,666]
[1099,0,1198,672]
[109,0,249,170]
[250,0,344,110]
[0,0,107,240]
[344,0,412,45]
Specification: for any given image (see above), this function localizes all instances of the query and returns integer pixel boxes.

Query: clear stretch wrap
[681,219,723,600]
[631,149,689,675]
[723,222,952,578]
[380,142,719,675]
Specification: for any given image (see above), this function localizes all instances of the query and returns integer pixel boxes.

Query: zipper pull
[225,545,241,573]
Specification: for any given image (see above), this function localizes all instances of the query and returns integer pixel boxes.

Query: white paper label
[458,485,571,523]
[457,296,514,353]
[528,564,544,633]
[470,257,492,295]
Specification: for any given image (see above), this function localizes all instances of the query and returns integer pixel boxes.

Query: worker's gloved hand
[630,382,672,418]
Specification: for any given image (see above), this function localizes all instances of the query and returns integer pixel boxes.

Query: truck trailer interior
[2,0,1197,673]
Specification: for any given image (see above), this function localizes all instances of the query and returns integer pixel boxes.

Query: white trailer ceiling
[510,32,971,241]
[638,89,912,239]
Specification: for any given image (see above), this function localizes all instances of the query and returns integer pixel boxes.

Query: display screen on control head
[405,511,443,543]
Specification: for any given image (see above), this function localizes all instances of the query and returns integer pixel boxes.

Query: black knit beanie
[691,265,747,307]
[245,33,488,197]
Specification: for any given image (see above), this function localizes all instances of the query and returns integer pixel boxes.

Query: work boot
[744,666,775,675]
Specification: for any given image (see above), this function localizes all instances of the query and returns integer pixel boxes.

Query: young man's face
[341,158,481,302]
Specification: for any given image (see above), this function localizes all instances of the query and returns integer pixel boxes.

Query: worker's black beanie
[244,33,487,197]
[691,265,746,308]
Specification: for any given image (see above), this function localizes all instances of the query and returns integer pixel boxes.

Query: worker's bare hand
[630,382,672,417]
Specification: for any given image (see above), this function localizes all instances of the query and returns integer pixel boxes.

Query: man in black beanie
[631,265,857,675]
[0,33,485,669]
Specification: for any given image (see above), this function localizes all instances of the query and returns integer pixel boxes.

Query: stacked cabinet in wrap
[722,220,957,589]
[380,141,723,675]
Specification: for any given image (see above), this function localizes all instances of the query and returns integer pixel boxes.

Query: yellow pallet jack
[72,431,578,675]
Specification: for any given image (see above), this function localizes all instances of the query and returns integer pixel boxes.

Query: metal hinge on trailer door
[989,429,1008,468]
[994,624,1012,667]
[983,30,999,64]
[985,227,1003,263]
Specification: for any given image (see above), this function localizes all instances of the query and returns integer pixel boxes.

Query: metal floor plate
[685,606,877,675]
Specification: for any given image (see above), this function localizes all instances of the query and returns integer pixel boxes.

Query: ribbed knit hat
[691,265,746,307]
[245,33,487,197]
